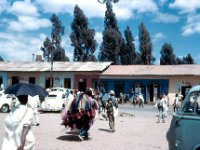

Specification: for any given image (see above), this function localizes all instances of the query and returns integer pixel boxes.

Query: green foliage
[160,43,176,65]
[40,14,69,88]
[50,14,64,46]
[41,37,52,62]
[99,0,122,64]
[104,1,119,31]
[54,47,70,61]
[120,26,136,65]
[139,22,154,65]
[41,13,69,62]
[176,53,195,64]
[99,28,122,64]
[71,5,97,62]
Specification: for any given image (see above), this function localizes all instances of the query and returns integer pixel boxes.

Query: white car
[41,91,67,112]
[0,92,17,113]
[49,87,68,94]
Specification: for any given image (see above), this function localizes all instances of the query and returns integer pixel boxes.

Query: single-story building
[0,61,111,91]
[100,65,200,105]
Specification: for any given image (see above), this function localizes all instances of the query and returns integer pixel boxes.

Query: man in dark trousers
[106,90,118,132]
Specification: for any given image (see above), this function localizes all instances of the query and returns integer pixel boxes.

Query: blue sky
[0,0,200,64]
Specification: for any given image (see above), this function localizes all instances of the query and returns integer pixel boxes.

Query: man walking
[106,90,118,132]
[154,94,166,123]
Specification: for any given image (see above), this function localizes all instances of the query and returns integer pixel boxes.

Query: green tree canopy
[120,26,136,65]
[41,13,69,62]
[138,22,154,65]
[176,53,195,64]
[98,0,122,64]
[99,27,122,64]
[70,5,97,62]
[160,43,176,65]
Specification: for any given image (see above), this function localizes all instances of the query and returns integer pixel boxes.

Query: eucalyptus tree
[41,13,69,88]
[176,53,195,64]
[98,0,123,64]
[138,22,154,65]
[70,5,97,61]
[160,43,176,65]
[120,26,136,65]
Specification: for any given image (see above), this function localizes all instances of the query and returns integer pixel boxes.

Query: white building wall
[168,76,200,105]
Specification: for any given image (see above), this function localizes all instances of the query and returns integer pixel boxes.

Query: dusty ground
[0,104,172,150]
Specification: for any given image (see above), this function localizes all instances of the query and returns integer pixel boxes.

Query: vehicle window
[6,94,14,98]
[48,95,57,98]
[182,91,200,114]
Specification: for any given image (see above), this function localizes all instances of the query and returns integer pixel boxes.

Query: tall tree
[183,53,195,64]
[70,5,97,62]
[99,28,122,64]
[160,43,176,65]
[41,14,69,62]
[138,22,154,65]
[41,37,52,62]
[120,26,136,65]
[98,0,123,64]
[176,53,195,64]
[41,13,69,88]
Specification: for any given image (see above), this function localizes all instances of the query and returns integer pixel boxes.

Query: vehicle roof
[188,85,200,93]
[48,91,64,96]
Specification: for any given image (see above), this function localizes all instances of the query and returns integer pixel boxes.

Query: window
[29,77,35,84]
[135,83,142,93]
[182,91,200,114]
[64,78,71,88]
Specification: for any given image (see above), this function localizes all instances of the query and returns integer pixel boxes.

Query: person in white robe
[2,95,35,150]
[28,95,40,126]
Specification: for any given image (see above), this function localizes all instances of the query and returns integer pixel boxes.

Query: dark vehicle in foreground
[167,85,200,150]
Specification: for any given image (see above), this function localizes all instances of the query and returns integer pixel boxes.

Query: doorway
[29,77,35,84]
[45,78,53,88]
[181,86,191,99]
[114,81,124,97]
[12,76,19,85]
[150,83,159,103]
[78,78,86,92]
[64,78,71,88]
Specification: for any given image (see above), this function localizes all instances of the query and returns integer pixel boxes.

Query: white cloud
[1,0,51,32]
[8,0,39,17]
[129,0,158,13]
[35,0,105,18]
[0,32,47,61]
[0,0,9,14]
[7,16,51,32]
[35,0,158,20]
[153,33,165,43]
[113,6,133,20]
[182,14,200,36]
[170,0,200,14]
[153,13,179,23]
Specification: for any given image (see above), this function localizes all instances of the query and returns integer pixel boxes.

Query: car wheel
[1,104,9,113]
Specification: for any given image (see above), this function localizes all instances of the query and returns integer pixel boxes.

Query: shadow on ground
[98,128,112,132]
[57,135,80,142]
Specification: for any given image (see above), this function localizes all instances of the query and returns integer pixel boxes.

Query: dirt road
[0,104,171,150]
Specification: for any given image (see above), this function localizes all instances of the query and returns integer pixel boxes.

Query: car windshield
[182,91,200,114]
[47,95,58,98]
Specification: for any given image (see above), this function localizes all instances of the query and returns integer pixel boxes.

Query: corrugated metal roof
[101,65,200,76]
[0,62,112,72]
